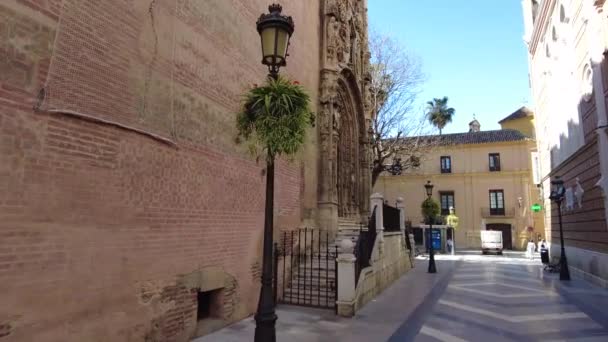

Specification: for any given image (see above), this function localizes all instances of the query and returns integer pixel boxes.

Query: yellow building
[376,108,545,250]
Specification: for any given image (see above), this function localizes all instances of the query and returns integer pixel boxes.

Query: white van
[481,231,503,255]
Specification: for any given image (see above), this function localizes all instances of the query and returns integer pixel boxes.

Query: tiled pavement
[395,252,608,341]
[194,251,608,341]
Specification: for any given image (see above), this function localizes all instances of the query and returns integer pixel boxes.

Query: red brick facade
[0,1,320,341]
[549,137,608,253]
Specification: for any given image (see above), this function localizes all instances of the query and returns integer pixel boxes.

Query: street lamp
[549,177,570,281]
[254,4,294,342]
[424,180,437,273]
[384,157,403,175]
[256,3,294,80]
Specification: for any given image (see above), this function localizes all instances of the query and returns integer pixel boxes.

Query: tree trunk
[371,165,382,188]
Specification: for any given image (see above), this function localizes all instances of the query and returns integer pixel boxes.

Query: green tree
[421,197,440,224]
[426,96,455,135]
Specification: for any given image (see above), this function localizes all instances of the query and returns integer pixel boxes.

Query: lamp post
[425,180,437,273]
[254,4,294,342]
[549,177,570,281]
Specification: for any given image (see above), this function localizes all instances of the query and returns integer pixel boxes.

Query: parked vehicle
[481,230,503,255]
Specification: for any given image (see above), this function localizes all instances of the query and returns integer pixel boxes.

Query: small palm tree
[426,97,455,135]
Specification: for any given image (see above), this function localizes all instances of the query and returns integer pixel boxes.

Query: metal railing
[275,228,338,310]
[383,203,401,232]
[355,206,377,286]
[481,207,515,217]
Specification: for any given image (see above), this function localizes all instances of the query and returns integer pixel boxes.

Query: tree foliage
[236,76,314,160]
[368,30,432,186]
[421,197,440,223]
[426,96,455,135]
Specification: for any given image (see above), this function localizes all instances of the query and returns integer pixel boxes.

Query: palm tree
[426,97,455,135]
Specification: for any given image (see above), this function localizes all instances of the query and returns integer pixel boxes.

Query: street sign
[426,229,442,250]
[531,203,542,212]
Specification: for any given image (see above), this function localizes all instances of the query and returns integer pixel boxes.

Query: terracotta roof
[498,106,533,124]
[399,129,529,147]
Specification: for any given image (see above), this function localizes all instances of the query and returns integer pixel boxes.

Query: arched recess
[334,68,368,219]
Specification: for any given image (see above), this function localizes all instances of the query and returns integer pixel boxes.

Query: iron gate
[274,228,338,311]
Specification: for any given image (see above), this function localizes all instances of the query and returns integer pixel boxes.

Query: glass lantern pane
[276,29,289,59]
[261,27,276,61]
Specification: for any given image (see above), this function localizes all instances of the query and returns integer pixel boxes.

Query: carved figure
[575,177,585,209]
[319,73,336,104]
[326,16,339,66]
[565,187,574,211]
[338,23,350,64]
[326,0,338,16]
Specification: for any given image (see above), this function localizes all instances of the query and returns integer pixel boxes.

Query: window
[489,190,505,215]
[440,191,455,215]
[440,156,451,173]
[489,153,501,172]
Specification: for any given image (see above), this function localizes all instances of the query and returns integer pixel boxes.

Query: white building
[522,0,608,285]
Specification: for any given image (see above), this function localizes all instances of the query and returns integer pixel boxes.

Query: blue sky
[368,0,531,134]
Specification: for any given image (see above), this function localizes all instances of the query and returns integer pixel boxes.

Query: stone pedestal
[336,239,356,317]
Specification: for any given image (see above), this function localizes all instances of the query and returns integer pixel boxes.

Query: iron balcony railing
[481,207,515,218]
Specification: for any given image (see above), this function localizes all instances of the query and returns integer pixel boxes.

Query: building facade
[0,1,372,341]
[376,115,544,251]
[522,0,608,285]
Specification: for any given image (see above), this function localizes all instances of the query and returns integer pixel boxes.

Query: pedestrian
[526,239,536,259]
[446,237,453,254]
[539,239,549,264]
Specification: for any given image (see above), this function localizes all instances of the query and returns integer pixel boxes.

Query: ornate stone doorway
[317,0,372,232]
[336,83,362,219]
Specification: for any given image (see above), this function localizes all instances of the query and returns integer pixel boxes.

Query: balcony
[481,207,515,218]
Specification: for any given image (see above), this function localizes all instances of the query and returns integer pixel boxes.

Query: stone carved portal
[318,0,372,231]
[336,84,361,218]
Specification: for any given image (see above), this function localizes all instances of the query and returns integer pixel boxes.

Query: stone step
[284,288,335,298]
[286,275,336,287]
[279,255,337,263]
[279,296,336,307]
[284,288,335,296]
[287,274,337,284]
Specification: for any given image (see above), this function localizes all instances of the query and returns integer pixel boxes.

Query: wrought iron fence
[354,206,377,286]
[383,203,401,232]
[274,228,338,310]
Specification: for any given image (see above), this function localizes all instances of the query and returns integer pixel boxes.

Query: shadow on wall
[546,53,608,276]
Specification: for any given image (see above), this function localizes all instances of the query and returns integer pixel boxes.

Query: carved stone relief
[318,0,371,224]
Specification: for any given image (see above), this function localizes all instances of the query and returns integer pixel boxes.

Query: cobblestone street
[196,252,608,342]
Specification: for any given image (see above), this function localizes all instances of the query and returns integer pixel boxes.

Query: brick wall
[549,137,608,253]
[0,0,320,341]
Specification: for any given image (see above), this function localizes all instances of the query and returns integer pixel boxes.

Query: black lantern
[549,177,570,280]
[424,180,437,273]
[256,4,294,78]
[387,158,403,176]
[549,177,565,201]
[425,180,434,197]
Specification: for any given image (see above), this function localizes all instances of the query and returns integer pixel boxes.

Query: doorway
[486,224,512,250]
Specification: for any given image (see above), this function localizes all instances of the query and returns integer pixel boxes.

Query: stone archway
[317,0,372,233]
[317,69,370,231]
[335,77,363,219]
